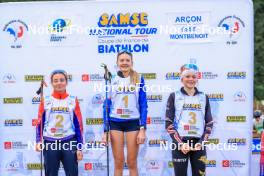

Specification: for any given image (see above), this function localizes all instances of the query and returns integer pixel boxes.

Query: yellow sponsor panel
[25,75,44,81]
[3,97,23,104]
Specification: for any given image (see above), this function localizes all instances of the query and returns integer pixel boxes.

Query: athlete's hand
[137,129,146,144]
[35,142,42,152]
[76,150,83,161]
[102,132,111,145]
[180,143,191,154]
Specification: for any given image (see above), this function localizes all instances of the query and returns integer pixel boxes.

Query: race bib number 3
[188,112,197,125]
[183,112,199,134]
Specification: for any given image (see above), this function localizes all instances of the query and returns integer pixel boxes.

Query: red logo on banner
[85,163,92,170]
[222,160,230,167]
[147,117,151,124]
[117,109,123,114]
[32,119,38,126]
[184,125,190,130]
[51,128,56,133]
[4,142,12,149]
[82,74,89,82]
[197,72,202,79]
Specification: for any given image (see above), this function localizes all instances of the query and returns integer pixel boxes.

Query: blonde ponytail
[129,69,140,85]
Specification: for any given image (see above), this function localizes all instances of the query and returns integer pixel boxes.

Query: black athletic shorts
[109,119,140,132]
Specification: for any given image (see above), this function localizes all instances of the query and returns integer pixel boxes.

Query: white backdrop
[0,0,253,175]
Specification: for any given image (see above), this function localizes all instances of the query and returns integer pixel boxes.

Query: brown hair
[50,70,68,83]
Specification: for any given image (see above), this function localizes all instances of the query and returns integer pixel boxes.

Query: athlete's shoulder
[167,92,175,102]
[175,90,182,97]
[139,74,145,82]
[197,91,206,99]
[171,91,175,96]
[198,91,205,95]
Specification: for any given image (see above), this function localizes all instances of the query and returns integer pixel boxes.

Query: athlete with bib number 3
[102,50,148,176]
[165,64,213,176]
[35,70,84,176]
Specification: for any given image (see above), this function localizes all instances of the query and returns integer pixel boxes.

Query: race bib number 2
[51,115,64,137]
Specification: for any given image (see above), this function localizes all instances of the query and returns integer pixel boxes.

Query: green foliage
[254,0,264,100]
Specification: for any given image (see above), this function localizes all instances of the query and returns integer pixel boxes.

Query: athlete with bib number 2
[165,64,213,176]
[35,70,84,176]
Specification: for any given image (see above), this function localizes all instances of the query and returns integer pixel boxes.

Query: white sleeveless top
[109,75,140,120]
[43,95,76,140]
[174,90,206,138]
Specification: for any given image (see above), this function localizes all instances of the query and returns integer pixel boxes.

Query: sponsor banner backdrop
[0,0,253,175]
